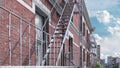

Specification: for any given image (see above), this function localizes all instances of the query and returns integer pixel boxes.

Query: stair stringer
[55,4,75,66]
[41,1,69,66]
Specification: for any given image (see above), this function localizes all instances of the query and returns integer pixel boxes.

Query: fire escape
[42,0,75,66]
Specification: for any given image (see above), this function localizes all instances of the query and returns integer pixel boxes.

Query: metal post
[19,19,22,65]
[35,29,37,66]
[53,38,55,65]
[8,13,11,65]
[45,34,48,65]
[40,32,43,65]
[49,36,52,65]
[28,22,31,65]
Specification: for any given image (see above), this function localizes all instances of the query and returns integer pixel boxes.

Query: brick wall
[0,0,35,65]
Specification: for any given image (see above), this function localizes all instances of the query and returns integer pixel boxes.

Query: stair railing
[55,3,75,66]
[41,0,69,66]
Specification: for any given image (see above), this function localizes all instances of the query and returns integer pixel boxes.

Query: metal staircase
[42,0,75,66]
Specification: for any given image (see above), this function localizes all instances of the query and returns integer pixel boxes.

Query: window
[35,13,44,65]
[61,45,65,66]
[80,16,82,32]
[83,49,85,61]
[83,23,85,36]
[35,12,48,65]
[68,36,73,65]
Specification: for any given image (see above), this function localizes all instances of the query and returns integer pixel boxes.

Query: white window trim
[34,0,50,16]
[73,42,79,47]
[17,0,35,13]
[68,31,74,38]
[34,0,52,25]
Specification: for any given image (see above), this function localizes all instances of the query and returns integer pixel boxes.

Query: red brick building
[0,0,93,67]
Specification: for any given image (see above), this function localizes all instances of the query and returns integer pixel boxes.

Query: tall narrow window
[87,52,89,66]
[61,45,65,66]
[83,49,85,62]
[80,16,82,32]
[83,23,85,36]
[86,30,88,42]
[68,36,73,65]
[80,46,83,66]
[35,13,44,65]
[35,12,48,65]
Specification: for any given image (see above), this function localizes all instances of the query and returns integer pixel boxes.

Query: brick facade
[0,0,92,67]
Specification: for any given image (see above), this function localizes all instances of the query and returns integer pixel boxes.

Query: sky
[84,0,120,61]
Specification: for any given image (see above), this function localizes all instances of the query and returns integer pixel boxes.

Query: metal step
[50,46,61,48]
[64,10,72,13]
[59,22,68,25]
[62,19,69,22]
[56,28,66,31]
[57,24,67,27]
[61,18,70,21]
[57,26,67,29]
[49,52,59,54]
[64,12,72,15]
[65,7,73,10]
[62,16,70,19]
[63,13,71,16]
[49,58,57,60]
[62,15,70,19]
[52,35,63,38]
[50,40,61,43]
[54,36,63,39]
[62,14,71,16]
[59,20,68,24]
[49,41,61,44]
[55,32,65,35]
[65,8,73,11]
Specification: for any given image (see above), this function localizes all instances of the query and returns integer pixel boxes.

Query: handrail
[56,2,75,65]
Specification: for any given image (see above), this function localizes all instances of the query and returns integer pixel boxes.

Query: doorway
[35,12,48,65]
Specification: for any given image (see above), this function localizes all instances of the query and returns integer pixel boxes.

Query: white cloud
[96,10,112,24]
[115,18,120,24]
[93,10,120,61]
[113,52,120,57]
[94,30,120,59]
[93,34,102,44]
[108,25,120,36]
[93,24,120,57]
[85,0,119,17]
[95,10,120,25]
[85,0,120,60]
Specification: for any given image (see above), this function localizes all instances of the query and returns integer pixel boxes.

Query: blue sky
[85,0,120,60]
